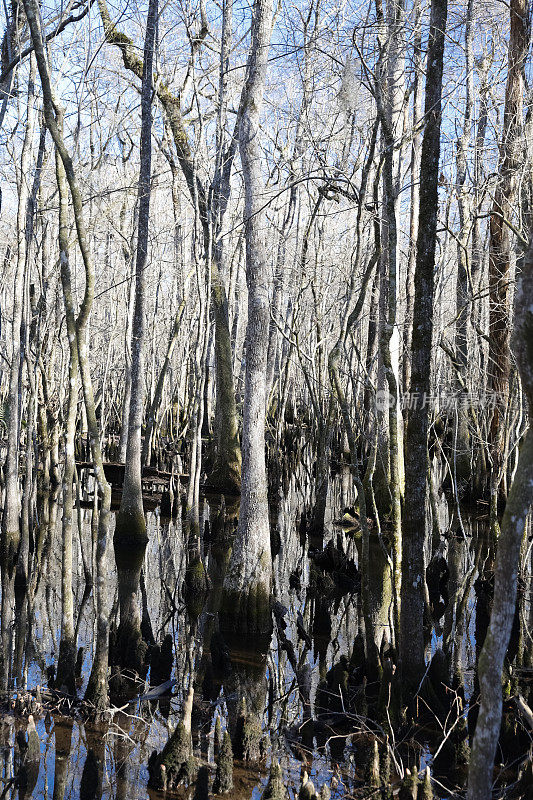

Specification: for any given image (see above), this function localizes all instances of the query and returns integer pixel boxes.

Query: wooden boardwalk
[75,461,188,490]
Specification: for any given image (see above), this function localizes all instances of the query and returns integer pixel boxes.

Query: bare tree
[220,0,275,638]
[0,50,36,689]
[487,0,529,520]
[113,0,158,686]
[400,0,448,690]
[468,236,533,799]
[22,0,113,714]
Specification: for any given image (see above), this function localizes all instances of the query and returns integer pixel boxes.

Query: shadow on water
[0,476,530,799]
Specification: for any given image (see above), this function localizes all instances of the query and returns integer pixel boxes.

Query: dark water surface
[0,478,494,799]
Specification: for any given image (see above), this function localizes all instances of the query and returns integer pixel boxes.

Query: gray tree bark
[467,237,533,799]
[113,0,158,685]
[54,107,78,694]
[220,0,274,638]
[0,55,37,689]
[373,0,405,641]
[97,0,242,492]
[142,299,185,466]
[22,0,113,714]
[118,205,136,463]
[487,0,528,519]
[453,0,474,489]
[402,0,422,393]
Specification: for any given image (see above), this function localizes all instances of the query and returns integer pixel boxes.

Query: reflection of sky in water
[0,712,168,799]
[0,477,486,799]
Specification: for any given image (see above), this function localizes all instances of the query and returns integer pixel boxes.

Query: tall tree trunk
[22,0,113,714]
[205,0,243,491]
[1,56,36,690]
[142,151,185,469]
[487,0,528,520]
[220,0,274,639]
[400,0,448,690]
[467,237,533,799]
[210,231,242,492]
[113,0,157,687]
[402,0,422,392]
[208,0,241,491]
[453,0,474,489]
[118,216,136,463]
[374,0,405,645]
[54,115,78,694]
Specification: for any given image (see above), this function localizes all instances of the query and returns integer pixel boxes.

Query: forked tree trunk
[22,0,113,714]
[220,0,274,639]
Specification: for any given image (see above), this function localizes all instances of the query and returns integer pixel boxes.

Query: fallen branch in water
[515,695,533,731]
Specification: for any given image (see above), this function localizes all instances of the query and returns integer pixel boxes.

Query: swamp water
[0,477,525,800]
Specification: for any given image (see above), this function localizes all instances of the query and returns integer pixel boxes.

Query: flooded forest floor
[0,462,532,800]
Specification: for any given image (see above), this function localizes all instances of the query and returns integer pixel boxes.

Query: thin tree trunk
[374,0,405,643]
[402,0,422,392]
[142,299,185,467]
[54,109,79,695]
[98,0,242,492]
[118,216,136,463]
[467,237,533,798]
[454,0,475,489]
